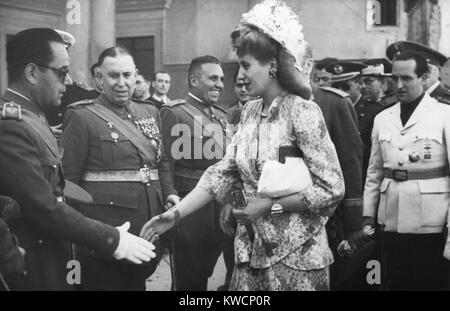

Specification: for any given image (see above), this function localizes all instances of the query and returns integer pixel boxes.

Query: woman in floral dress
[141,0,344,291]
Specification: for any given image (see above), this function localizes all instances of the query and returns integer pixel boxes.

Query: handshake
[113,195,181,264]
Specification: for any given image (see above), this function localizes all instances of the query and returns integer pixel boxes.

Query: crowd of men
[1,27,450,291]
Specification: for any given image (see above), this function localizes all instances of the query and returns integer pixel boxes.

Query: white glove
[114,222,156,264]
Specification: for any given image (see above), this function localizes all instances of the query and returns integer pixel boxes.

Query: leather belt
[82,168,159,183]
[384,167,449,181]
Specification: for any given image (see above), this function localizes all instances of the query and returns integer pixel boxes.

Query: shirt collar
[401,92,425,111]
[152,94,168,104]
[426,81,440,94]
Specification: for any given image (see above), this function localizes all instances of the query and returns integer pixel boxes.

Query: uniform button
[52,164,57,169]
[398,161,404,166]
[127,114,132,119]
[38,240,43,244]
[399,147,403,151]
[401,132,406,136]
[109,201,114,205]
[146,183,151,187]
[144,164,148,168]
[58,113,63,117]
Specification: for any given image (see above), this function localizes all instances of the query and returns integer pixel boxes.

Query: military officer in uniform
[364,51,450,290]
[363,58,398,107]
[0,28,156,291]
[313,57,338,87]
[294,46,365,289]
[160,55,228,291]
[355,61,393,183]
[61,46,178,291]
[327,60,367,105]
[386,41,450,104]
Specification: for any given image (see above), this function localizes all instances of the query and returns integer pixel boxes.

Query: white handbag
[257,155,312,197]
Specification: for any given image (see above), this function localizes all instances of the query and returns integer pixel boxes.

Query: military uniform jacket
[0,90,119,256]
[312,85,363,238]
[62,94,176,238]
[364,93,450,235]
[160,93,229,194]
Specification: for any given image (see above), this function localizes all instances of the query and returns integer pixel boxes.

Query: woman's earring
[269,67,277,79]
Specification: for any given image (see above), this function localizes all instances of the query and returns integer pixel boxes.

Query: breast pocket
[98,135,134,166]
[377,178,391,225]
[418,179,450,227]
[413,131,443,161]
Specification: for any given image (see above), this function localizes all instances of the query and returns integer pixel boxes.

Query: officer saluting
[61,46,179,291]
[160,55,228,291]
[0,28,156,291]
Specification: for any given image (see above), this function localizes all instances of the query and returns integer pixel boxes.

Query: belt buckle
[140,167,150,183]
[392,169,408,181]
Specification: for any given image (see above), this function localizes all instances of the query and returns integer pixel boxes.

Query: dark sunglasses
[35,63,70,82]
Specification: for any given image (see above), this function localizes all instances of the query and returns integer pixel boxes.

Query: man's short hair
[152,71,170,81]
[6,28,65,83]
[393,51,429,78]
[97,46,132,67]
[90,62,100,78]
[188,55,220,87]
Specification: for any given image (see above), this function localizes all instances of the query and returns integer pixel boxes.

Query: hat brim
[331,72,361,83]
[64,179,94,206]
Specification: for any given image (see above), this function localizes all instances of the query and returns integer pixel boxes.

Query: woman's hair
[231,25,281,65]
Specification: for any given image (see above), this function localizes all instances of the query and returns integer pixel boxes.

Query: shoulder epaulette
[320,86,349,98]
[67,99,95,109]
[212,104,227,114]
[74,81,95,91]
[436,96,450,105]
[1,102,22,121]
[162,98,185,108]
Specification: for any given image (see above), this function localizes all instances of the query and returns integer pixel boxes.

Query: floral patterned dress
[197,93,345,290]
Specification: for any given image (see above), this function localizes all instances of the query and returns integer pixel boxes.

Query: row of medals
[107,117,162,160]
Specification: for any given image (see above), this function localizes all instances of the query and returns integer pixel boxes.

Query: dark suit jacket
[312,85,363,242]
[0,90,119,290]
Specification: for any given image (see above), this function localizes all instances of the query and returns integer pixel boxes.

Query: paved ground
[146,249,227,291]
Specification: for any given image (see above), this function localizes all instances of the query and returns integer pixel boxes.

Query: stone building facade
[1,0,449,105]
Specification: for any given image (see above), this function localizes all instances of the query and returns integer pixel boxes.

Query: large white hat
[239,0,307,71]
